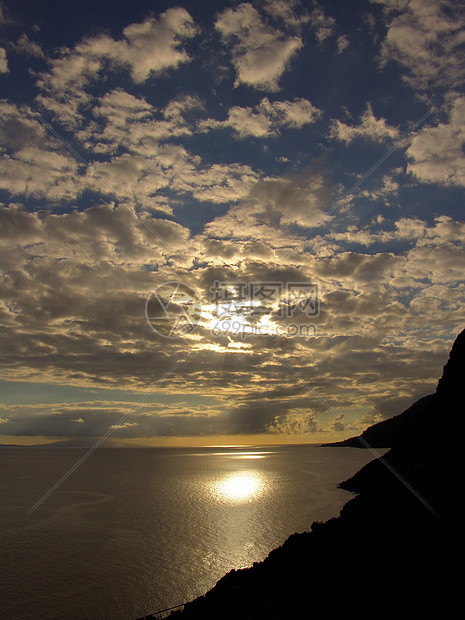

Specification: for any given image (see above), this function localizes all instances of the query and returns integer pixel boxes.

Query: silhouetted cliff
[323,394,434,448]
[141,329,464,619]
[324,330,465,451]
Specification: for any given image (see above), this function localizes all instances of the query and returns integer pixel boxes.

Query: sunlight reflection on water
[197,451,275,459]
[213,471,266,502]
[208,450,273,502]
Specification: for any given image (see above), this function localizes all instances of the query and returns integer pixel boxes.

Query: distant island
[139,328,464,618]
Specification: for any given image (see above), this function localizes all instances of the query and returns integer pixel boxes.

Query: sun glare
[214,472,264,502]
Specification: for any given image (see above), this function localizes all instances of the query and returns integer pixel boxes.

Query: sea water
[0,445,378,619]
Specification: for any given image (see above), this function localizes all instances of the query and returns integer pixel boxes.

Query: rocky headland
[142,329,464,619]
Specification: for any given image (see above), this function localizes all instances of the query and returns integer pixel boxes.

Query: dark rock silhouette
[142,329,464,619]
[322,394,434,448]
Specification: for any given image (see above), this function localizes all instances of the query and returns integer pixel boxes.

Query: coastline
[138,329,465,619]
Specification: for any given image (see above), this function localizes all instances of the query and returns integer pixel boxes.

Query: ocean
[0,445,378,619]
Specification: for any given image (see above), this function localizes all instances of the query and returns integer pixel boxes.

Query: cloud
[114,8,197,83]
[372,0,465,92]
[55,8,196,84]
[329,216,427,247]
[200,97,321,138]
[2,0,465,446]
[36,8,197,128]
[0,101,81,201]
[12,34,44,58]
[80,90,202,161]
[110,421,138,429]
[328,414,346,432]
[329,104,399,144]
[337,35,349,54]
[309,6,336,43]
[0,95,261,216]
[215,3,302,91]
[170,162,260,204]
[202,159,333,240]
[269,411,320,434]
[406,96,465,186]
[262,0,310,29]
[0,47,8,73]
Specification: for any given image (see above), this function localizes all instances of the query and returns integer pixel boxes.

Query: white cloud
[337,34,349,54]
[1,195,463,434]
[215,3,302,91]
[330,104,399,143]
[262,0,310,28]
[0,101,81,201]
[329,215,465,251]
[115,8,197,83]
[13,34,44,58]
[202,161,333,242]
[0,96,261,212]
[270,411,320,434]
[36,8,197,128]
[372,0,465,92]
[200,97,321,138]
[406,96,465,186]
[310,6,336,43]
[110,422,138,429]
[71,417,84,423]
[0,47,8,73]
[171,162,260,204]
[54,8,196,85]
[80,90,202,159]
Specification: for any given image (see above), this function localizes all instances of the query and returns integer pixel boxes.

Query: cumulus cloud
[262,0,310,28]
[215,3,303,91]
[309,6,336,44]
[202,159,333,241]
[12,34,44,58]
[170,162,260,204]
[330,217,427,247]
[200,97,321,138]
[0,47,8,73]
[55,8,196,84]
[80,90,202,162]
[372,0,465,92]
[270,411,320,434]
[0,94,257,213]
[36,8,197,128]
[406,96,465,186]
[330,104,399,143]
[114,8,197,83]
[328,414,346,432]
[337,34,350,54]
[110,421,138,429]
[1,1,464,445]
[0,100,81,201]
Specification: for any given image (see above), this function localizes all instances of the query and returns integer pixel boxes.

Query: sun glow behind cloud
[0,0,464,445]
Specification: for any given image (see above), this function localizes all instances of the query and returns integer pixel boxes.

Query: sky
[0,0,464,446]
